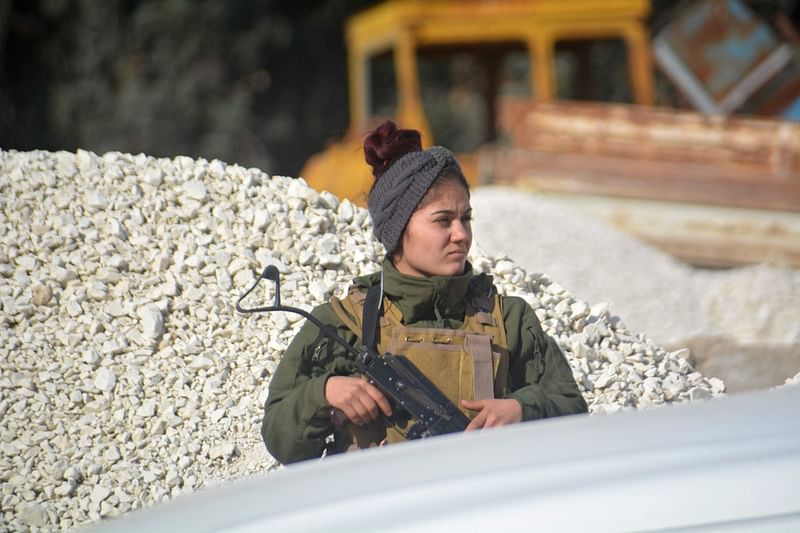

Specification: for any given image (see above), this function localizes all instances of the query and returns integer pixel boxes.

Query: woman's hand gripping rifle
[236,266,469,439]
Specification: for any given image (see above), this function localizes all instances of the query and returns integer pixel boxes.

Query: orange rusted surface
[491,100,800,211]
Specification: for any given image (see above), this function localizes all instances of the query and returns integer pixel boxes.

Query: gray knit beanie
[367,146,462,254]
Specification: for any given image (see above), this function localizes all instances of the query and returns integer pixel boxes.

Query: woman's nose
[451,220,470,242]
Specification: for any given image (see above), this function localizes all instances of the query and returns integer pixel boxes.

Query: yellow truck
[302,0,800,267]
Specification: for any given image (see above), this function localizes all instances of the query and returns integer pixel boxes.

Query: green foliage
[0,0,377,173]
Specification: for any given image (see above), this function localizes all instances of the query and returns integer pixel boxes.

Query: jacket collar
[355,258,473,324]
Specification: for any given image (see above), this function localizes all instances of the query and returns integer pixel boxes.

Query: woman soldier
[262,121,587,464]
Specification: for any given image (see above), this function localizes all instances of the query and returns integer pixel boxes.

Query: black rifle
[236,266,470,439]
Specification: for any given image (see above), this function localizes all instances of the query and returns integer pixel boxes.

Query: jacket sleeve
[261,303,358,464]
[501,297,588,420]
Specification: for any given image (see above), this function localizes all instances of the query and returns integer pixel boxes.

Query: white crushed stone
[137,303,164,340]
[471,186,800,348]
[1,149,726,531]
[782,370,800,387]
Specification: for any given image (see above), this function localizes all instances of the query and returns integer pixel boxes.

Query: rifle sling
[362,284,383,352]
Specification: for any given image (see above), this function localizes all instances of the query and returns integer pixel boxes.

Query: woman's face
[393,179,472,278]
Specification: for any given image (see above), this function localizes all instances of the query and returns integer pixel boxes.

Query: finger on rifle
[461,399,487,411]
[465,409,487,431]
[364,382,392,417]
[348,407,371,426]
[359,393,382,423]
[483,413,501,428]
[349,396,378,426]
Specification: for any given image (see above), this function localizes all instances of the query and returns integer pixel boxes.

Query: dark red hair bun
[363,120,422,178]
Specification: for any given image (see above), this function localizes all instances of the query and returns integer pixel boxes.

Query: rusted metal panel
[492,100,800,211]
[491,148,800,210]
[653,0,797,116]
[497,100,800,176]
[747,67,800,120]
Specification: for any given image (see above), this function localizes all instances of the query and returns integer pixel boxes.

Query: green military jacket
[262,260,588,464]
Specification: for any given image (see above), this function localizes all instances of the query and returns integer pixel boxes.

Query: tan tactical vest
[329,279,510,450]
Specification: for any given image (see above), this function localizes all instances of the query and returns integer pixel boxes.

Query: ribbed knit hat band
[367,146,462,254]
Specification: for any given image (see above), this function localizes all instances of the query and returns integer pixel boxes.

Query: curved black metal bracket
[236,265,361,359]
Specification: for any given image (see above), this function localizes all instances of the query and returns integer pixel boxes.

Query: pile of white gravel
[1,150,724,532]
[471,186,800,349]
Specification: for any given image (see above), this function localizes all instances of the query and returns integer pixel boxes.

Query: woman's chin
[397,257,467,278]
[438,259,467,276]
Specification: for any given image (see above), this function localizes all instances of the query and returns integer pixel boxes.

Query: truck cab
[301,0,654,204]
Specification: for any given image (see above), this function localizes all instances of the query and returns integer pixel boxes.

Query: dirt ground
[675,336,800,393]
